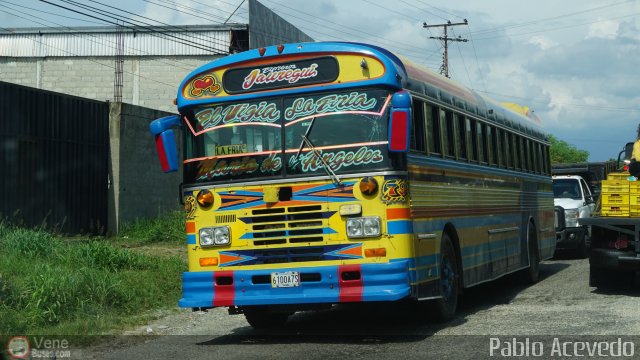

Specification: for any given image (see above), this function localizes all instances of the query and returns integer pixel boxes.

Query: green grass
[0,219,187,336]
[118,210,185,245]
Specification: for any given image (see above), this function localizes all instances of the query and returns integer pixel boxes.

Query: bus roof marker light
[360,58,368,70]
[277,44,285,54]
[258,47,266,56]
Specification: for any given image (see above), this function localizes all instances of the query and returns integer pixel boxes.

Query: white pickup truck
[552,175,596,257]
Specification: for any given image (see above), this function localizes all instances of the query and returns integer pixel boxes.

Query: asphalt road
[80,257,640,360]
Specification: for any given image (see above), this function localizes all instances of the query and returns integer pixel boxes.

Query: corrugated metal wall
[0,26,236,57]
[0,81,108,234]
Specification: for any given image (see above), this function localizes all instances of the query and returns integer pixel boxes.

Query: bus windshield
[183,88,392,184]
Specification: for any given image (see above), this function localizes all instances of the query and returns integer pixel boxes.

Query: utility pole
[423,19,468,78]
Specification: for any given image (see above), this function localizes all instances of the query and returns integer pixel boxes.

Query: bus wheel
[427,233,459,322]
[243,306,289,329]
[521,224,540,284]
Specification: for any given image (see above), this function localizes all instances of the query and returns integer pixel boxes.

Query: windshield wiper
[295,117,316,161]
[300,136,342,187]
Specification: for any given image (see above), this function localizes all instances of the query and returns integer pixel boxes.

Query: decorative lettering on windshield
[196,153,283,180]
[284,92,378,121]
[288,146,384,173]
[194,101,281,131]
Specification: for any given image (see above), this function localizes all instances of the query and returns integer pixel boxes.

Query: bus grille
[240,205,332,246]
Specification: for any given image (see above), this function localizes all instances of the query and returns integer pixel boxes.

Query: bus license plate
[271,271,300,288]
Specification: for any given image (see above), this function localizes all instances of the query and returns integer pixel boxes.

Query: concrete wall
[108,102,182,234]
[0,56,218,113]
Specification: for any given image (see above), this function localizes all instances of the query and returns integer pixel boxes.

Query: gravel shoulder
[81,258,640,359]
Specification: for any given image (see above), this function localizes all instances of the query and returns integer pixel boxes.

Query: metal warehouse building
[0,0,313,234]
[0,0,313,113]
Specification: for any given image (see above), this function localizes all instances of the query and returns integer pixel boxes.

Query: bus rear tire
[243,306,289,329]
[426,233,459,322]
[521,224,540,284]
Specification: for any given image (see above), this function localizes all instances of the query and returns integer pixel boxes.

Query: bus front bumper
[178,261,412,308]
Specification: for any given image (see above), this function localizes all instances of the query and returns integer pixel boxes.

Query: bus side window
[513,135,522,170]
[492,126,501,167]
[482,125,496,165]
[467,118,478,162]
[456,113,467,160]
[504,132,512,169]
[411,100,426,152]
[440,109,455,158]
[477,121,485,163]
[426,104,441,155]
[536,142,543,174]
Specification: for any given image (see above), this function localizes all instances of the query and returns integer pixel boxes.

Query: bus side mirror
[150,115,181,173]
[388,90,411,153]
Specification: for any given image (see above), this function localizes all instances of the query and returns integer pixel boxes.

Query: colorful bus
[150,42,555,328]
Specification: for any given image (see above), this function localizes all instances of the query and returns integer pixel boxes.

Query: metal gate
[0,81,108,234]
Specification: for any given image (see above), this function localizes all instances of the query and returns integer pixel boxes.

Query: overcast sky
[1,0,639,161]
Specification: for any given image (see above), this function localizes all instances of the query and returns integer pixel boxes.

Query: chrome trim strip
[488,226,520,235]
[417,233,437,240]
[183,171,408,191]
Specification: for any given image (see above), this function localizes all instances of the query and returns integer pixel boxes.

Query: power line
[451,28,472,87]
[0,3,202,71]
[143,0,301,45]
[0,0,104,25]
[85,0,232,49]
[0,22,178,89]
[361,0,423,23]
[468,0,634,37]
[38,0,228,54]
[410,0,466,22]
[57,0,231,51]
[473,12,640,41]
[465,25,487,93]
[258,0,431,57]
[225,0,246,24]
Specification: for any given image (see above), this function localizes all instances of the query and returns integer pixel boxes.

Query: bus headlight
[346,217,381,238]
[199,226,231,247]
[564,208,579,228]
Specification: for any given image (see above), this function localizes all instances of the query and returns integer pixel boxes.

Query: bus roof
[177,41,547,142]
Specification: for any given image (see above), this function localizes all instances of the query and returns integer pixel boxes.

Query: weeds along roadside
[0,211,187,336]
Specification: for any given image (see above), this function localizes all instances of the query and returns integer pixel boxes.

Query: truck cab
[553,175,596,257]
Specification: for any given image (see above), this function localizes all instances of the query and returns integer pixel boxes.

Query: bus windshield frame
[183,88,393,185]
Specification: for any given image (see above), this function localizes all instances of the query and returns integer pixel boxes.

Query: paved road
[82,258,640,359]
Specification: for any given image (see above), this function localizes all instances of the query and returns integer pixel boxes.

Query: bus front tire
[426,233,459,322]
[243,306,289,329]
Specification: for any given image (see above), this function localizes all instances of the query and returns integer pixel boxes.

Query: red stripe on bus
[339,264,363,302]
[213,271,235,307]
[387,208,411,220]
[186,222,196,234]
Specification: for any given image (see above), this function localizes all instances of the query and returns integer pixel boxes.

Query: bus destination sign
[222,57,339,94]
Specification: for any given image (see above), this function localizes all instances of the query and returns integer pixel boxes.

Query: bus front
[150,43,416,328]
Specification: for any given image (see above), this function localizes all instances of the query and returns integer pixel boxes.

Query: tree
[549,135,589,164]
